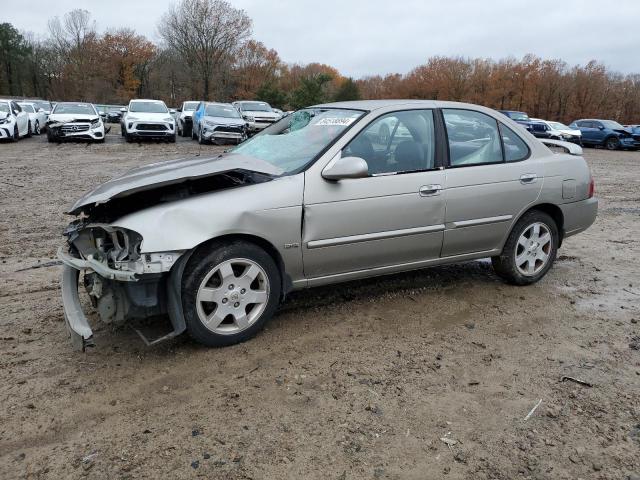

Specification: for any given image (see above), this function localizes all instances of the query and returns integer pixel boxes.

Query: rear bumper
[561,197,598,239]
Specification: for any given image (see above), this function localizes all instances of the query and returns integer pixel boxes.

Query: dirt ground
[0,126,638,480]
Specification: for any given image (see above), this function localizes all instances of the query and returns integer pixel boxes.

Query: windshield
[0,103,10,113]
[19,104,35,113]
[230,108,364,174]
[509,112,530,121]
[601,120,625,130]
[239,102,272,112]
[205,104,240,118]
[52,103,96,115]
[129,101,168,113]
[183,102,198,111]
[549,121,570,130]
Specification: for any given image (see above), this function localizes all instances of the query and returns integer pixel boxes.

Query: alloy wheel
[196,258,270,335]
[515,222,552,276]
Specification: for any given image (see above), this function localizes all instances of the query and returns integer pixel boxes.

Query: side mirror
[120,107,127,113]
[322,154,368,181]
[598,125,605,130]
[99,111,105,116]
[169,108,176,114]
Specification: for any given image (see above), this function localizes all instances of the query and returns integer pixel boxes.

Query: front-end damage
[58,154,286,351]
[58,222,186,350]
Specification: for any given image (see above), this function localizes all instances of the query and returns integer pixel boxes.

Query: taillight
[588,176,595,198]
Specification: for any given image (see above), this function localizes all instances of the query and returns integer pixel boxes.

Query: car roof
[130,99,165,103]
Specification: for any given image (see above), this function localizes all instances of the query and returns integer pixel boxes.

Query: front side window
[0,103,10,113]
[343,110,436,175]
[601,120,623,130]
[500,124,530,162]
[444,109,502,166]
[19,104,35,113]
[230,108,364,175]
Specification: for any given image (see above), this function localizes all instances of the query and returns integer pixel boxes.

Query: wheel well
[191,233,291,298]
[526,204,565,245]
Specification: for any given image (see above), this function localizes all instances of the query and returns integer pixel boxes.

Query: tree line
[1,0,639,123]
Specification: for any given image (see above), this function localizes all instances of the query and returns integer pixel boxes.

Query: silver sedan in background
[58,100,597,350]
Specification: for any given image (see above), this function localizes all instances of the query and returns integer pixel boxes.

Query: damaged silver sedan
[59,100,597,350]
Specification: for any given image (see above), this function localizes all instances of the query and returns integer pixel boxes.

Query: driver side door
[302,109,446,280]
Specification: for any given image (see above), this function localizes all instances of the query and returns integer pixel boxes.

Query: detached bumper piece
[61,266,95,351]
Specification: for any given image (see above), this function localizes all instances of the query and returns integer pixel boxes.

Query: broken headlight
[65,223,143,266]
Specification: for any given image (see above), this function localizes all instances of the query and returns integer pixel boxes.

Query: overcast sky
[5,0,640,77]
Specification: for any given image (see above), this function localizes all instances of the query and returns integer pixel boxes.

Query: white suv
[177,101,199,137]
[122,99,176,142]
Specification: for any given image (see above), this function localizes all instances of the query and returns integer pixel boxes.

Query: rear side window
[500,124,530,162]
[443,109,503,166]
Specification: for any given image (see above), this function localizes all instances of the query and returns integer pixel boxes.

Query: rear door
[11,102,28,135]
[580,121,599,144]
[441,109,542,257]
[302,109,446,278]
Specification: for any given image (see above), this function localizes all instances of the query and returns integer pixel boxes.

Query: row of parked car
[2,97,639,151]
[499,110,640,150]
[0,97,286,144]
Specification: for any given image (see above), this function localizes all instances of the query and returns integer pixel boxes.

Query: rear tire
[26,121,32,138]
[491,210,559,286]
[34,121,40,135]
[182,241,281,347]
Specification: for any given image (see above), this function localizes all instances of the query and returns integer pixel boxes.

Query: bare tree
[158,0,251,100]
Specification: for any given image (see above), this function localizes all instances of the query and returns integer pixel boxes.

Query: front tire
[34,121,40,135]
[11,125,18,142]
[491,210,559,285]
[26,121,32,138]
[181,241,281,347]
[605,136,620,150]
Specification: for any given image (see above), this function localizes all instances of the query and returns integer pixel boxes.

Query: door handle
[520,173,537,184]
[419,184,442,196]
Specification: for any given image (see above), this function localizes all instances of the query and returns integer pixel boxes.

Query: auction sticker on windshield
[315,117,357,126]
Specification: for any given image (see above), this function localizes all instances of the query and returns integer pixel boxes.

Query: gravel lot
[1,127,639,479]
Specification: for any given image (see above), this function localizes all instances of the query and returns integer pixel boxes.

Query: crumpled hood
[49,113,98,123]
[68,153,284,215]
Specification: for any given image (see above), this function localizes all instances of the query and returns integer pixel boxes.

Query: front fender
[112,174,305,285]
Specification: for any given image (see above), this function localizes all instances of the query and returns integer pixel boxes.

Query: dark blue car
[569,119,639,150]
[499,110,555,139]
[498,110,536,132]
